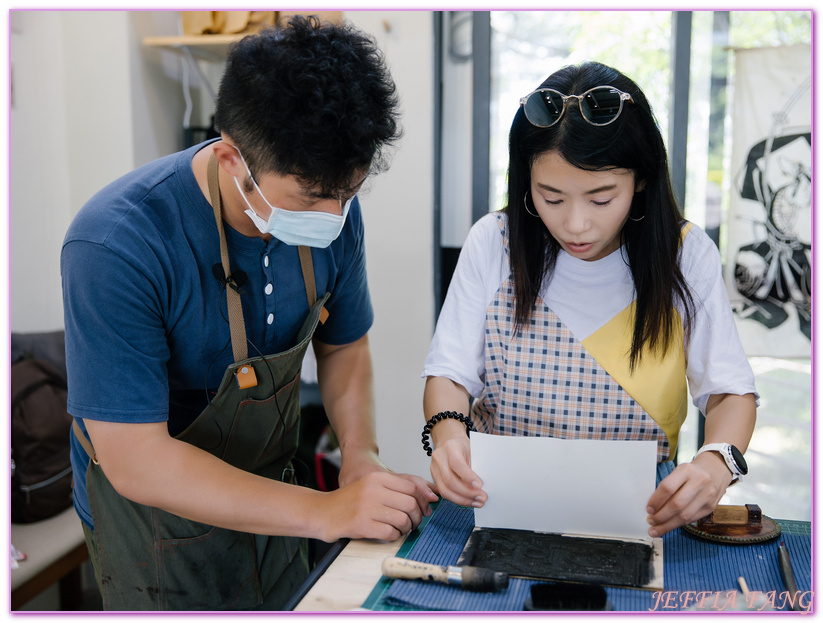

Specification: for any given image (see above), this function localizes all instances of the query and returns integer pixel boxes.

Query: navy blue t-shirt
[61,140,373,527]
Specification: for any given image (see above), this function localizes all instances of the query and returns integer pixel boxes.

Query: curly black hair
[214,15,401,196]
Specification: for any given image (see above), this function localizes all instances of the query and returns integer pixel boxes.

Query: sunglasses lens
[524,90,565,127]
[579,87,625,125]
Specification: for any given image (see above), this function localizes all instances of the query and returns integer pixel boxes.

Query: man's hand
[318,471,437,542]
[338,450,438,531]
[337,446,386,487]
[313,334,438,538]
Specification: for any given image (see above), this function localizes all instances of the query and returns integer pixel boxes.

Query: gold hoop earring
[523,192,540,218]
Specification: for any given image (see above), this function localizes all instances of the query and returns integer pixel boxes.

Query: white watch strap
[696,442,727,455]
[694,443,742,480]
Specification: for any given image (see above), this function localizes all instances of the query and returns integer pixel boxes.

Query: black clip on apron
[73,153,330,610]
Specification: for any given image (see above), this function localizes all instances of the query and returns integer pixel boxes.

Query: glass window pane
[685,10,812,238]
[490,10,672,212]
[679,10,812,521]
[729,10,812,47]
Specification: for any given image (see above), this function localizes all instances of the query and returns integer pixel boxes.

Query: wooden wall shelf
[142,34,246,59]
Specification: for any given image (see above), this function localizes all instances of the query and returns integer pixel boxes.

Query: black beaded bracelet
[421,411,474,456]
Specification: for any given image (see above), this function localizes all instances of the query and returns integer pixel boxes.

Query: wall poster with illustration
[724,44,811,358]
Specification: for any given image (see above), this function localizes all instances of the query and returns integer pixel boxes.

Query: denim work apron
[73,154,329,610]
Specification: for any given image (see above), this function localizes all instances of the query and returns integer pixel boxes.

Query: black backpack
[10,358,74,523]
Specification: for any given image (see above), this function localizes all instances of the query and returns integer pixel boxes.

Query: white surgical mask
[231,147,352,248]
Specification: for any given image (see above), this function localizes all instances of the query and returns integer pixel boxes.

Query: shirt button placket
[263,253,275,329]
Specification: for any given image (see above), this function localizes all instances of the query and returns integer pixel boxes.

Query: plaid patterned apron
[471,215,688,462]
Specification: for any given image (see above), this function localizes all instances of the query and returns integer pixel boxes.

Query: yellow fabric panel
[581,303,688,460]
[580,221,693,457]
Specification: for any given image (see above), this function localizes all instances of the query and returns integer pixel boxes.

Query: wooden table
[292,537,406,611]
[290,506,812,612]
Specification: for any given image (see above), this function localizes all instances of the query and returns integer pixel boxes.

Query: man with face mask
[60,16,437,611]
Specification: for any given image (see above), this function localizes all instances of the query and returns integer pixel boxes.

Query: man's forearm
[85,420,332,539]
[314,334,380,464]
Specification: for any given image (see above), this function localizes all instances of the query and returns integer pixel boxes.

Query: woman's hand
[647,393,756,537]
[430,422,486,508]
[423,376,485,507]
[645,451,733,537]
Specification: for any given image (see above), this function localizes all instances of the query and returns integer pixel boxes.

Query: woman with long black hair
[421,61,757,538]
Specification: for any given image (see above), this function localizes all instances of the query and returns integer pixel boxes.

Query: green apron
[74,155,329,610]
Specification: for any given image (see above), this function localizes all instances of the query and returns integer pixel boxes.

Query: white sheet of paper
[471,432,657,541]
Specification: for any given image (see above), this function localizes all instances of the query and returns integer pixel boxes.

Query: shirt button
[267,313,274,325]
[265,283,273,295]
[263,256,270,268]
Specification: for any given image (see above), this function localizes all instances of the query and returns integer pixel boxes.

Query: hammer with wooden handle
[381,557,509,592]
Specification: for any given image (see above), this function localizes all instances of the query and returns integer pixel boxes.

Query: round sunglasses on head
[520,85,635,128]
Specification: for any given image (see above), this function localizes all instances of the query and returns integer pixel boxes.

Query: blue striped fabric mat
[382,500,812,612]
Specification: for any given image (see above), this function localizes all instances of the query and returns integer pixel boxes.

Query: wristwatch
[694,443,748,483]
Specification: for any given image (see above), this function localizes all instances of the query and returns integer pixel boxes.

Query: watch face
[730,445,748,475]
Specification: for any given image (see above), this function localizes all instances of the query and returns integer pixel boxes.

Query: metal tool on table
[778,541,802,611]
[381,557,509,592]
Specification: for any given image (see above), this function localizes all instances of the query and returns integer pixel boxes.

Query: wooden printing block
[683,504,781,544]
[697,504,761,526]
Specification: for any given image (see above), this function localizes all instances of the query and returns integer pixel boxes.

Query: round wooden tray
[683,516,782,544]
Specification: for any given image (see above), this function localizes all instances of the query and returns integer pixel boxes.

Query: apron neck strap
[297,246,317,308]
[206,152,319,362]
[208,153,248,362]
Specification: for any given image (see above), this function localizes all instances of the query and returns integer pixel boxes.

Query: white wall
[8,10,436,478]
[9,10,183,332]
[440,11,475,248]
[346,12,435,479]
[10,11,75,333]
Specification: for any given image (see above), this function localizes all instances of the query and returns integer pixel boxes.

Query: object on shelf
[182,11,275,36]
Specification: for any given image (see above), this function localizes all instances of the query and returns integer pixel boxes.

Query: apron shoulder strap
[207,153,327,361]
[72,419,99,465]
[208,153,249,362]
[297,246,316,308]
[297,246,328,324]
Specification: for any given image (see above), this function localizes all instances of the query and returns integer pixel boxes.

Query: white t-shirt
[423,212,758,414]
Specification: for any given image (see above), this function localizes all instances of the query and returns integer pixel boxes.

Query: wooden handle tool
[381,557,509,592]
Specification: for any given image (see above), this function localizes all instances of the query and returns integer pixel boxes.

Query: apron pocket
[154,517,263,610]
[222,373,301,472]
